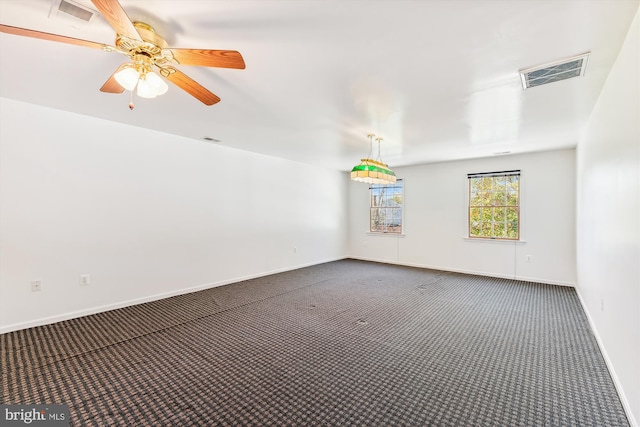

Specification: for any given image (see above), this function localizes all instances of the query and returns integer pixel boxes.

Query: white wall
[348,149,576,286]
[0,98,348,332]
[576,9,639,426]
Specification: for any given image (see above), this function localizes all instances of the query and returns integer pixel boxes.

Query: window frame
[369,179,404,235]
[467,170,521,241]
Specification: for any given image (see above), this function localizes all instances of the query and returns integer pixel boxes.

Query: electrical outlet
[79,274,90,286]
[31,280,42,292]
[526,255,533,262]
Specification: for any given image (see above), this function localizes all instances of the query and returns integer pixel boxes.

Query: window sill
[367,232,406,237]
[463,237,526,244]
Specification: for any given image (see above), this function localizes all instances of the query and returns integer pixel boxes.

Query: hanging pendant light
[351,133,397,184]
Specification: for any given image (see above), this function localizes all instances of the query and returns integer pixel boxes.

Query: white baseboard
[574,288,637,427]
[348,256,575,287]
[0,256,346,334]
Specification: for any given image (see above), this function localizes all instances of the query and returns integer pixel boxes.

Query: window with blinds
[468,170,520,240]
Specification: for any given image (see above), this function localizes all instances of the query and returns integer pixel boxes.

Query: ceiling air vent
[203,137,221,143]
[50,0,96,23]
[519,52,590,90]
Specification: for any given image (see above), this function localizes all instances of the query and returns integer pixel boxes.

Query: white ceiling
[1,0,638,171]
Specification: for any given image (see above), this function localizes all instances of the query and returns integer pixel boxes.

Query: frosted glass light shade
[136,72,168,98]
[114,67,139,91]
[136,76,156,98]
[145,72,168,95]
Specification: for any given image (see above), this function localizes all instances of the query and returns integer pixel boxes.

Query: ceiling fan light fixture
[114,66,168,99]
[114,66,139,91]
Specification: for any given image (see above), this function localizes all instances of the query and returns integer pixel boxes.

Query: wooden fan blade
[163,67,220,105]
[91,0,142,41]
[100,64,127,93]
[171,49,246,69]
[0,24,109,49]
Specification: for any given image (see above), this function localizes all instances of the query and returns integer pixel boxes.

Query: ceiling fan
[0,0,245,106]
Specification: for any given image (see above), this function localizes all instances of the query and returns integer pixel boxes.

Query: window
[468,170,520,240]
[370,179,403,234]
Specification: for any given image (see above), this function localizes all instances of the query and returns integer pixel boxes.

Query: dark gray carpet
[0,259,629,426]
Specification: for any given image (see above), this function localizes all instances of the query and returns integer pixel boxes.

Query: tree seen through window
[468,171,520,240]
[370,180,403,234]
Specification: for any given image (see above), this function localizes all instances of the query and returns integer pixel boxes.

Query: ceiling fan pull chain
[129,89,134,110]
